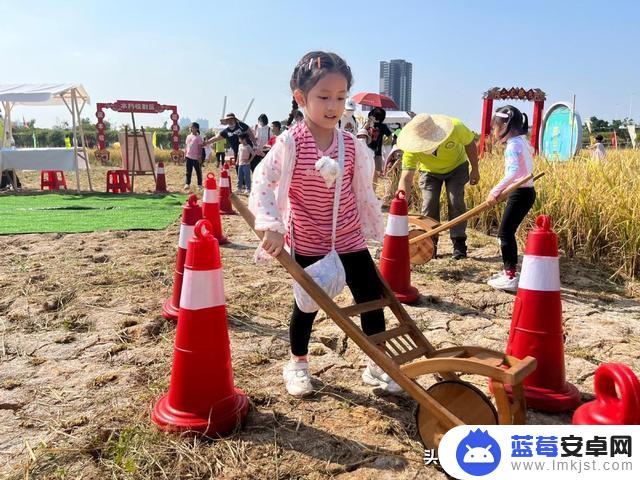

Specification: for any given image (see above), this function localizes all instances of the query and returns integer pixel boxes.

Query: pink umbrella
[351,92,399,110]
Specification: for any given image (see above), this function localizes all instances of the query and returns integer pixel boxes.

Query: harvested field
[1,163,639,479]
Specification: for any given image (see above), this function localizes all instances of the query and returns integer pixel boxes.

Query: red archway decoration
[95,100,184,163]
[478,87,546,157]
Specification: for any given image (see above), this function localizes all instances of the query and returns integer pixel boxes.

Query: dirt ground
[1,164,639,479]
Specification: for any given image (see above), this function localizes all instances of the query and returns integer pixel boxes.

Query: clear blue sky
[3,0,639,130]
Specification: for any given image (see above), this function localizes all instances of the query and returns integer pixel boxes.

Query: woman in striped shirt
[249,51,401,397]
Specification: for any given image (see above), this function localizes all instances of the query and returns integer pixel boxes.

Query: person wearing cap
[339,99,358,134]
[204,113,255,170]
[397,113,479,259]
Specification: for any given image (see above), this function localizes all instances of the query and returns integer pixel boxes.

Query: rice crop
[385,149,640,279]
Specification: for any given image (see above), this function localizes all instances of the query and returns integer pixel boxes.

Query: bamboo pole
[409,173,544,245]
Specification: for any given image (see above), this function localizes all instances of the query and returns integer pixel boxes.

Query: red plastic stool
[40,170,67,191]
[106,170,131,193]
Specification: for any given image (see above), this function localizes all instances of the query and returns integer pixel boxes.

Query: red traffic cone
[504,215,580,412]
[573,363,640,425]
[162,194,202,322]
[152,219,249,435]
[379,190,419,304]
[155,161,167,193]
[202,172,228,245]
[219,167,235,215]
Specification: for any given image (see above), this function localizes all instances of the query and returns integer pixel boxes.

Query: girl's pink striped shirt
[286,122,366,256]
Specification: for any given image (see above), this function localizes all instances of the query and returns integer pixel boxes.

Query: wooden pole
[140,126,156,182]
[124,125,130,191]
[130,112,139,192]
[409,173,544,245]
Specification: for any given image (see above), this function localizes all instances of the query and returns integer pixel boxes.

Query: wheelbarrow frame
[231,193,536,446]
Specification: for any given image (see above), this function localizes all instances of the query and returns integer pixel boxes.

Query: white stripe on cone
[157,167,165,174]
[220,177,230,187]
[180,269,226,310]
[178,224,195,249]
[385,214,409,236]
[203,188,219,203]
[519,255,561,291]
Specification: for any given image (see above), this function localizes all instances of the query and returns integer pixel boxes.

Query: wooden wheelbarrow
[231,193,537,449]
[408,173,545,264]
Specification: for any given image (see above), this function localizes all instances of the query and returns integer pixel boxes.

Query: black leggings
[290,249,385,356]
[184,157,202,186]
[215,152,225,167]
[498,187,536,271]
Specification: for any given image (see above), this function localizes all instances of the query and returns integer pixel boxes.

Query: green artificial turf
[0,193,187,234]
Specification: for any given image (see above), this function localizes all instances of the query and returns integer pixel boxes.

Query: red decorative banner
[111,100,165,113]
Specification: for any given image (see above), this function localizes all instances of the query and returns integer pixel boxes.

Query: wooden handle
[409,172,544,245]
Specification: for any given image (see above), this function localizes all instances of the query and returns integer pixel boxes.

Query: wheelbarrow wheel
[408,230,435,264]
[416,380,498,450]
[407,216,439,265]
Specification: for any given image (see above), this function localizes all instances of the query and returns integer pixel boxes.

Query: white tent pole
[69,90,81,191]
[1,101,7,147]
[221,96,227,119]
[73,89,92,191]
[241,98,255,123]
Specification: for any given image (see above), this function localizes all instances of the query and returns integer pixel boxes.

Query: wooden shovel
[408,172,545,264]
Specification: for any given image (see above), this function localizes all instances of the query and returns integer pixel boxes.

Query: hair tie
[308,58,314,70]
[494,112,509,118]
[317,57,321,69]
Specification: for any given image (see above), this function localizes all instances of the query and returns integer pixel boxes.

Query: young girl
[184,122,203,191]
[486,105,536,291]
[249,51,401,397]
[252,114,270,171]
[237,133,254,194]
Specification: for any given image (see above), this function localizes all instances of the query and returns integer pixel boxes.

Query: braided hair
[286,51,353,127]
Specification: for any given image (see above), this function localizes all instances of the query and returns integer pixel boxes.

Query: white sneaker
[487,271,520,292]
[362,360,403,394]
[282,361,313,397]
[183,184,190,191]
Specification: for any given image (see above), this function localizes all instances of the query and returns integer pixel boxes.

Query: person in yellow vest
[214,135,227,168]
[397,114,479,259]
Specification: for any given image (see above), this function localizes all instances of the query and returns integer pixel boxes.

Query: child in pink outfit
[486,105,536,292]
[249,51,400,398]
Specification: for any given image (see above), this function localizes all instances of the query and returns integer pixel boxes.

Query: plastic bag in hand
[293,249,346,313]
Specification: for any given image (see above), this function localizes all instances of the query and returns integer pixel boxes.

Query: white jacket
[248,129,383,259]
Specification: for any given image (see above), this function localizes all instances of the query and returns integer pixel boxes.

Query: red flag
[611,131,618,149]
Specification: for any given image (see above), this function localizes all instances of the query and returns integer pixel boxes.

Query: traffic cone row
[503,215,581,412]
[162,194,202,322]
[152,219,248,435]
[202,173,228,245]
[379,190,419,304]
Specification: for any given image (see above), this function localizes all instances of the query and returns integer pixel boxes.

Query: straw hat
[397,113,454,153]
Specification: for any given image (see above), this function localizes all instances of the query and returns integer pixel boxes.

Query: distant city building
[379,59,412,111]
[194,118,209,131]
[178,117,192,129]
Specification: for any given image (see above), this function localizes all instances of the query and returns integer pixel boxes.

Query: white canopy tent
[0,83,93,190]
